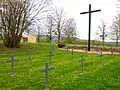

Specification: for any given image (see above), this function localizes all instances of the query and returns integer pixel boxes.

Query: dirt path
[59,48,120,55]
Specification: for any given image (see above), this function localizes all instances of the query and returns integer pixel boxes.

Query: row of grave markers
[5,46,105,90]
[7,47,104,74]
[5,45,54,90]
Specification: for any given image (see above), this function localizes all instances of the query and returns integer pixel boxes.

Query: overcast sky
[53,0,119,41]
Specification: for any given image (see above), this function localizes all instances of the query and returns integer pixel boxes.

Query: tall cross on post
[80,4,101,51]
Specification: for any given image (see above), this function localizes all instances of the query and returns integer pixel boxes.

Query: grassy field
[0,43,120,90]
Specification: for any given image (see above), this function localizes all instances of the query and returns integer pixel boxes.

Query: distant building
[28,34,37,43]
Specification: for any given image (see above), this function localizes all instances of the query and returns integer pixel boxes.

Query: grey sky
[53,0,118,40]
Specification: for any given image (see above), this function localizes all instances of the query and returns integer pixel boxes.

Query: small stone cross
[27,50,31,62]
[85,48,88,56]
[48,45,54,65]
[4,46,6,55]
[100,51,103,66]
[40,62,54,90]
[65,47,68,54]
[14,48,16,56]
[78,56,85,75]
[111,50,113,55]
[50,45,54,53]
[7,55,18,76]
[71,48,74,61]
[36,49,40,54]
[48,52,54,65]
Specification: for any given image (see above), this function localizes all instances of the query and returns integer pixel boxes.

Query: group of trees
[96,20,108,46]
[44,8,76,44]
[0,0,52,48]
[1,0,119,48]
[96,15,120,47]
[0,0,76,48]
[110,14,120,46]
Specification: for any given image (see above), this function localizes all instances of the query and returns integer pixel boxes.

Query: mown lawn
[0,43,120,90]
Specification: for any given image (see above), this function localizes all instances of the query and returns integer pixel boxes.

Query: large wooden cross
[80,4,101,51]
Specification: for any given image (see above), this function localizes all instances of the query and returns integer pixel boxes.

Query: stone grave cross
[48,52,54,65]
[4,46,6,55]
[27,50,31,62]
[85,48,88,56]
[13,48,17,57]
[78,56,85,75]
[7,55,18,76]
[50,45,54,53]
[48,45,54,65]
[95,47,98,54]
[65,46,68,54]
[40,62,54,90]
[72,47,74,61]
[100,51,103,66]
[111,50,113,55]
[36,49,40,54]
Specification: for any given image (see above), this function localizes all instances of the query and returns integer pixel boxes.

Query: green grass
[0,43,120,90]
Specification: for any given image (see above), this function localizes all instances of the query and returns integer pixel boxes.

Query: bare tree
[52,7,65,43]
[96,20,107,46]
[45,15,56,43]
[62,18,76,42]
[0,0,51,48]
[37,25,41,42]
[110,14,120,47]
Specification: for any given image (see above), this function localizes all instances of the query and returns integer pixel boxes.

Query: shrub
[58,42,65,48]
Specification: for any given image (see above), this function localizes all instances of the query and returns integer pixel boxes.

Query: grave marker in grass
[40,62,54,90]
[72,47,74,61]
[111,50,113,55]
[85,48,88,56]
[78,56,85,75]
[48,52,54,65]
[100,51,103,66]
[50,45,54,53]
[27,50,31,62]
[94,47,98,54]
[14,48,16,56]
[65,46,68,54]
[36,49,40,54]
[7,55,18,76]
[3,46,6,55]
[48,45,54,65]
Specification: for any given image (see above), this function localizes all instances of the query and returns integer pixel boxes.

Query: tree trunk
[58,31,61,43]
[3,36,21,48]
[116,36,118,47]
[38,36,40,42]
[57,24,61,43]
